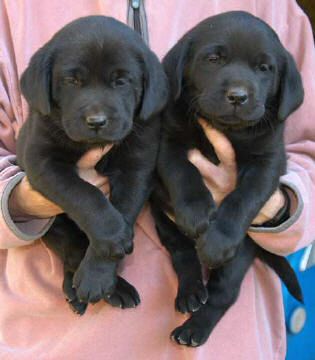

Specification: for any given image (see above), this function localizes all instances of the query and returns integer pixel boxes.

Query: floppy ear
[163,37,191,101]
[20,45,53,115]
[277,51,304,121]
[138,51,169,121]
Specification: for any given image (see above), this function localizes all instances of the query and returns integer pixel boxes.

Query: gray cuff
[1,173,55,241]
[248,179,303,234]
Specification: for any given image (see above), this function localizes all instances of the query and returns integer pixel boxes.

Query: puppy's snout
[86,114,108,130]
[226,87,248,106]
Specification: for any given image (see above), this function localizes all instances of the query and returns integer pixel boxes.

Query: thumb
[77,145,113,169]
[188,148,220,179]
[199,118,236,170]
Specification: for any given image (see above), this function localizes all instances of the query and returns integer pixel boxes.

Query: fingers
[99,182,111,196]
[78,168,110,194]
[76,146,111,194]
[188,149,221,179]
[78,168,105,186]
[199,119,236,170]
[77,145,113,169]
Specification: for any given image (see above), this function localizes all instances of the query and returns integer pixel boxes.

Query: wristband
[252,187,291,228]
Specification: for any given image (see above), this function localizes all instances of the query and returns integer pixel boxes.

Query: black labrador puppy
[17,16,168,314]
[151,11,303,346]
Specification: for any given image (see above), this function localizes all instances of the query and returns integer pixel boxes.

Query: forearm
[249,160,313,255]
[110,172,153,225]
[0,166,54,249]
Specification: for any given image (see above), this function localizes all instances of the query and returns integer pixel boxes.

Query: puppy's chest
[94,148,131,179]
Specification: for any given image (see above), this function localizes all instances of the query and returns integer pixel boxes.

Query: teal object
[283,245,315,360]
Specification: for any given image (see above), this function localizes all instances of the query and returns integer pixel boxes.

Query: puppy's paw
[171,320,211,347]
[175,193,216,238]
[63,271,88,315]
[73,248,118,303]
[176,279,208,313]
[104,276,140,309]
[92,222,134,260]
[67,297,88,316]
[196,224,239,268]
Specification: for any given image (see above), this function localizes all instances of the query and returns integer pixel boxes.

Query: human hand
[188,119,285,225]
[9,145,112,219]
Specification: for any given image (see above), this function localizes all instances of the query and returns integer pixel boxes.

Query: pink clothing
[0,0,314,359]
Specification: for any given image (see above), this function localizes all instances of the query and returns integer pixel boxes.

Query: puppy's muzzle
[86,114,108,130]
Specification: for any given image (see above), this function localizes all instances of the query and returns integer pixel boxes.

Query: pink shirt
[0,1,314,359]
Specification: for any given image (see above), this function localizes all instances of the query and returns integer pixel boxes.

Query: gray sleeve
[1,173,55,241]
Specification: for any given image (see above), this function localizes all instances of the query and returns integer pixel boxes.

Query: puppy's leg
[44,215,140,311]
[24,157,135,301]
[73,251,141,308]
[171,238,255,347]
[151,203,208,313]
[26,157,131,260]
[196,158,282,268]
[43,215,89,314]
[98,120,161,255]
[158,138,216,239]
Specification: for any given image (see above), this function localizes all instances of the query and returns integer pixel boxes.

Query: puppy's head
[165,11,304,130]
[21,16,168,144]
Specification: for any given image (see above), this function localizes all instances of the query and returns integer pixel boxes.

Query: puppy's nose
[86,115,108,130]
[226,87,248,105]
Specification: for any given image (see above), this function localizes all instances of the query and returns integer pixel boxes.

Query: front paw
[196,223,240,268]
[73,247,118,303]
[175,193,216,238]
[63,271,88,315]
[91,221,134,260]
[176,279,208,313]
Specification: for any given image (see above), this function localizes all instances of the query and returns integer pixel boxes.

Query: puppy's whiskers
[262,102,277,134]
[187,93,207,124]
[49,126,68,144]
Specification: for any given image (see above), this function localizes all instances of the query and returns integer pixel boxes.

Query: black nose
[226,87,248,105]
[86,115,108,130]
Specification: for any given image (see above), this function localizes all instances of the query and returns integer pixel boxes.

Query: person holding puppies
[0,1,314,359]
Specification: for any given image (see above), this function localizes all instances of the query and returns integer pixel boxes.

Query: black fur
[151,11,303,346]
[17,16,168,314]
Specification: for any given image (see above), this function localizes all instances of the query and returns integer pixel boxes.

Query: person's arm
[247,157,314,256]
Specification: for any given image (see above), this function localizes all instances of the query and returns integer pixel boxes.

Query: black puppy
[151,11,303,346]
[17,16,168,314]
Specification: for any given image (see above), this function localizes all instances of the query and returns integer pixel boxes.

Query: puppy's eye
[112,78,129,87]
[207,54,220,63]
[259,64,270,72]
[63,77,81,86]
[111,77,129,88]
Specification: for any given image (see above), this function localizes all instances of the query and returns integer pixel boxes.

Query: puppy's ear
[163,38,191,101]
[278,51,304,121]
[20,45,53,115]
[138,51,169,121]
